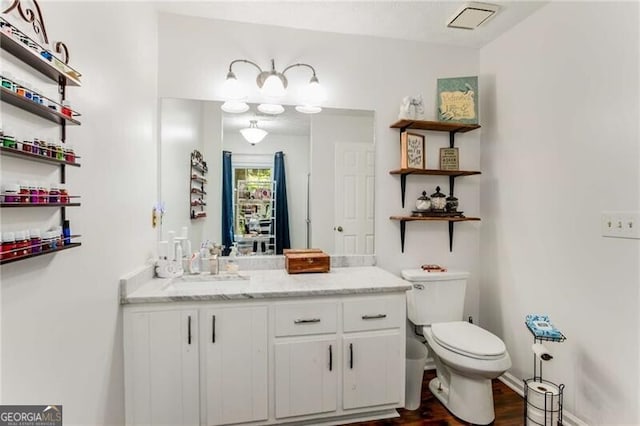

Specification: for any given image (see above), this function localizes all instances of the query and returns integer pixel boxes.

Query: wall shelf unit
[389,119,481,252]
[190,150,207,220]
[0,10,82,265]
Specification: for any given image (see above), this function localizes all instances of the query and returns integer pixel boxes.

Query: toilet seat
[431,321,506,360]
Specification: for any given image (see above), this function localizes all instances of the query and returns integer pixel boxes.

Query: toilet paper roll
[532,343,553,361]
[526,380,560,426]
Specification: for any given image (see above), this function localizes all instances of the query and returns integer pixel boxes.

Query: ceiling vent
[447,2,499,30]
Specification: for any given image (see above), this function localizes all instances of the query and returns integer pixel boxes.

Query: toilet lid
[431,321,506,359]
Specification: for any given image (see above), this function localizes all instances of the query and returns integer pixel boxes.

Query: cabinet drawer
[274,301,338,337]
[343,296,404,332]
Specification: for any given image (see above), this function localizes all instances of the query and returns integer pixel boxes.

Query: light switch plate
[602,211,640,239]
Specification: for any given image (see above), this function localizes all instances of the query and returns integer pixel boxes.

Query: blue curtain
[273,151,291,254]
[221,151,234,255]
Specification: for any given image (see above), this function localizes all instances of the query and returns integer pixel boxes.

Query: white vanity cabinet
[201,305,269,426]
[342,296,405,410]
[273,301,339,419]
[123,308,200,426]
[122,269,410,426]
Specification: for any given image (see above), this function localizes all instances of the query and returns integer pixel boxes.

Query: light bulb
[299,79,326,106]
[222,73,246,100]
[261,74,286,98]
[257,103,285,115]
[221,101,249,114]
[295,105,322,114]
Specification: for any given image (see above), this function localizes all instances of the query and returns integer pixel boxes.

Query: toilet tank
[402,270,469,326]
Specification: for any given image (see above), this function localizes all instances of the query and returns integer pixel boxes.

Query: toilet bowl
[423,321,511,425]
[402,269,511,425]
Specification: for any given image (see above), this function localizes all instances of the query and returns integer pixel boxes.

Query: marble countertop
[122,266,411,305]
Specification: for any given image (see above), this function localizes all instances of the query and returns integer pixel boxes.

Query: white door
[343,332,404,410]
[334,143,375,254]
[124,309,199,426]
[274,337,338,418]
[202,306,268,425]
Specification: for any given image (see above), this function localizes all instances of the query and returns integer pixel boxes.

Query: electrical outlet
[602,211,640,239]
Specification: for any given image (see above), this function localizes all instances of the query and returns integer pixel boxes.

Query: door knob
[334,226,343,232]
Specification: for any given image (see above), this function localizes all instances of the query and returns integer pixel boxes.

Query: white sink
[164,273,249,292]
[173,273,249,282]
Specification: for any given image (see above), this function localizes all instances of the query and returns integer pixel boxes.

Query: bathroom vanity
[121,264,411,426]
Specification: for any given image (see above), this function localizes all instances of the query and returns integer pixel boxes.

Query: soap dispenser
[227,243,239,273]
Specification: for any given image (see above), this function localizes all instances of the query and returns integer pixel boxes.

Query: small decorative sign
[439,147,459,170]
[437,76,478,124]
[401,132,425,169]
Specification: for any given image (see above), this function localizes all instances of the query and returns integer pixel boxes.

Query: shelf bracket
[449,176,455,197]
[400,220,406,253]
[448,221,454,252]
[449,131,456,148]
[400,174,407,208]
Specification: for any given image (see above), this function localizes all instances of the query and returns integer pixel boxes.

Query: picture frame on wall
[439,147,459,170]
[437,76,478,124]
[401,132,425,169]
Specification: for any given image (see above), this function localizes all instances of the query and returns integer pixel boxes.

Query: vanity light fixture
[240,120,268,145]
[222,58,326,115]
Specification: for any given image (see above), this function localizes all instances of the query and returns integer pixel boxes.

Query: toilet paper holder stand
[523,323,566,426]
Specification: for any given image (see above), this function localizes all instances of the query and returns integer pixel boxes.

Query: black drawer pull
[362,314,387,320]
[212,315,216,343]
[329,345,333,371]
[349,343,354,369]
[187,315,192,345]
[294,318,321,324]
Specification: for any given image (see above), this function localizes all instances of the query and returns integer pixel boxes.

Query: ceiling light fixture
[240,120,268,145]
[222,58,326,115]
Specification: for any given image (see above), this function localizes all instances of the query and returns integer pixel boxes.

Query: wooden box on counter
[285,251,330,274]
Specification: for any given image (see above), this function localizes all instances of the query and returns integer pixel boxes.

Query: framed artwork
[437,76,478,124]
[401,132,425,169]
[439,147,459,170]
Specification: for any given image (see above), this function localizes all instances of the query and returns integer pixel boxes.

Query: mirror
[159,98,375,255]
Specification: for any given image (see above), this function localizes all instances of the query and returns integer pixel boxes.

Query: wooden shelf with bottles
[0,6,83,266]
[190,149,207,220]
[389,119,481,252]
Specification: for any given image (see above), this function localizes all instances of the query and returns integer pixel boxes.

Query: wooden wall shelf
[390,216,481,252]
[390,119,480,133]
[1,202,81,208]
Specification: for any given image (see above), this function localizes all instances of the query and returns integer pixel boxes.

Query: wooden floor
[349,370,524,426]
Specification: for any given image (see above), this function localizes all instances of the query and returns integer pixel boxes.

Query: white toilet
[403,269,511,425]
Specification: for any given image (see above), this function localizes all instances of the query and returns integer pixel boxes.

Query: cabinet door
[343,331,404,410]
[124,309,199,426]
[202,306,268,425]
[274,337,338,418]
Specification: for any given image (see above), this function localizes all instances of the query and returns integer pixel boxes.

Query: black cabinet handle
[329,345,333,371]
[294,318,321,324]
[212,315,216,343]
[362,314,387,320]
[349,343,353,369]
[187,315,192,345]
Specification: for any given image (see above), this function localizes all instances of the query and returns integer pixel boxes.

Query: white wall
[479,2,639,423]
[157,13,482,318]
[1,2,158,425]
